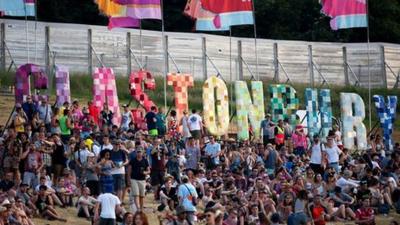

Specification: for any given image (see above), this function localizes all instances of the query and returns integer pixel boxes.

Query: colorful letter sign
[129,70,156,112]
[305,88,332,138]
[15,64,45,104]
[55,65,71,107]
[373,95,397,151]
[340,93,367,150]
[93,67,121,125]
[269,85,299,124]
[203,76,229,136]
[167,73,194,121]
[235,81,265,141]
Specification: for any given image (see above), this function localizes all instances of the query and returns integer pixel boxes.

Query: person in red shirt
[88,100,100,126]
[355,198,375,225]
[309,194,328,225]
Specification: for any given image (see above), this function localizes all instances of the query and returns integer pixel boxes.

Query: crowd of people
[0,96,400,225]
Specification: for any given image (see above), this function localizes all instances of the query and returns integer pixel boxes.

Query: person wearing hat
[127,146,150,212]
[13,103,27,134]
[80,107,95,139]
[177,175,198,224]
[121,104,133,132]
[260,113,274,145]
[164,205,191,225]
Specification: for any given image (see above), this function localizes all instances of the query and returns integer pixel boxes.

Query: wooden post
[308,45,314,88]
[44,26,51,93]
[0,23,5,72]
[380,45,388,88]
[202,37,207,80]
[237,40,243,80]
[164,35,169,74]
[273,43,279,83]
[342,47,350,86]
[127,32,132,75]
[88,29,92,75]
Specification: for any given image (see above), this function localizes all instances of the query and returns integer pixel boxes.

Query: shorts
[190,130,201,139]
[149,129,158,136]
[150,170,165,186]
[130,179,146,197]
[112,174,125,191]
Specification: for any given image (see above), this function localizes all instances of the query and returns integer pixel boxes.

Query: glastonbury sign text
[14,64,397,151]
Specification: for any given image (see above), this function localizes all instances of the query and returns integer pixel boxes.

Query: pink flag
[320,0,367,30]
[108,16,140,29]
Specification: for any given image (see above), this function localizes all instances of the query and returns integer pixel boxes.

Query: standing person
[22,95,36,122]
[167,110,179,140]
[51,133,67,184]
[88,100,100,126]
[150,139,167,200]
[80,107,95,139]
[309,135,324,175]
[156,108,167,137]
[185,137,201,171]
[260,114,274,145]
[205,136,221,170]
[50,107,61,134]
[13,105,27,134]
[177,175,198,224]
[274,119,285,151]
[21,144,43,189]
[264,143,282,176]
[187,109,203,145]
[59,109,73,144]
[145,106,158,137]
[127,146,150,212]
[324,137,341,172]
[292,125,308,157]
[110,140,129,201]
[71,100,83,129]
[94,185,123,225]
[37,98,52,132]
[85,152,100,197]
[180,110,191,141]
[101,104,114,128]
[98,149,115,194]
[121,105,134,132]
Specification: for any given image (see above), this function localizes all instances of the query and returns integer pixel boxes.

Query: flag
[184,0,254,31]
[111,0,161,19]
[320,0,367,30]
[108,16,140,29]
[96,0,124,16]
[0,0,35,17]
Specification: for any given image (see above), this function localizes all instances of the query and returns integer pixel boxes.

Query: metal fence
[1,19,400,89]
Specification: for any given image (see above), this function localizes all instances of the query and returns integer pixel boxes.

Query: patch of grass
[1,71,399,129]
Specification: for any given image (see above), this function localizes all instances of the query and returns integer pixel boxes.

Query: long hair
[133,212,149,225]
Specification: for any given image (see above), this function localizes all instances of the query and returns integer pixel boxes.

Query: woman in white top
[180,110,191,140]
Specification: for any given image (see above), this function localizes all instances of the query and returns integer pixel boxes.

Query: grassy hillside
[1,71,399,129]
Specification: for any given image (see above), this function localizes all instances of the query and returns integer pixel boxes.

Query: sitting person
[54,177,74,207]
[355,198,375,225]
[34,185,67,222]
[77,187,97,220]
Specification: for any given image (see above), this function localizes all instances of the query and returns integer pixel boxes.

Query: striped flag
[0,0,35,17]
[320,0,367,30]
[184,0,254,31]
[110,0,161,20]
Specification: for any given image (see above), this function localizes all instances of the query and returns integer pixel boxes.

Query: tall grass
[1,71,399,129]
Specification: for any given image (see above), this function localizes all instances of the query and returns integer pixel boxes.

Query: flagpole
[34,0,38,64]
[24,4,30,63]
[251,0,259,80]
[366,0,372,130]
[139,20,143,67]
[161,0,167,111]
[229,27,233,118]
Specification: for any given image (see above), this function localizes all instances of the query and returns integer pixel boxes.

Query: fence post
[44,26,51,94]
[0,23,5,72]
[127,32,131,75]
[237,40,243,80]
[342,46,350,86]
[88,29,93,75]
[202,37,207,80]
[273,43,279,83]
[380,45,388,88]
[164,35,169,74]
[308,45,314,88]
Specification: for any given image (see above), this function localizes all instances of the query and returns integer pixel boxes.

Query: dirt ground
[1,94,400,225]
